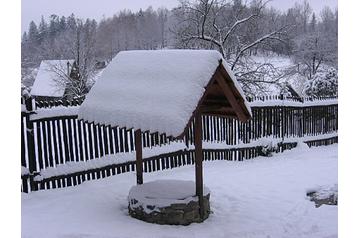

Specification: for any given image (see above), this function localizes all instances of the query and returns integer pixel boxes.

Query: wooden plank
[46,121,54,167]
[88,123,94,160]
[41,121,49,167]
[119,128,124,152]
[92,124,99,158]
[68,119,76,161]
[56,120,64,164]
[108,126,115,154]
[73,120,80,162]
[24,116,37,179]
[34,122,44,170]
[82,121,89,161]
[103,125,109,155]
[21,116,27,169]
[135,129,143,185]
[124,128,129,152]
[77,120,84,161]
[113,127,119,153]
[63,119,71,162]
[129,129,134,151]
[98,124,104,157]
[51,120,59,165]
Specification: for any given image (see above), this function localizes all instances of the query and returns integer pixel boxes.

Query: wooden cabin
[30,60,76,101]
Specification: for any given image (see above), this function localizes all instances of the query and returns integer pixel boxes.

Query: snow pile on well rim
[78,50,248,137]
[128,180,210,212]
[31,60,74,97]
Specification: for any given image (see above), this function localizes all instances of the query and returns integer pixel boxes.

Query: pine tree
[310,13,316,32]
[59,16,67,32]
[22,32,28,42]
[49,14,60,38]
[28,21,39,44]
[38,16,48,43]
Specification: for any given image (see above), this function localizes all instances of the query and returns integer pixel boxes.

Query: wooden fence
[21,96,338,193]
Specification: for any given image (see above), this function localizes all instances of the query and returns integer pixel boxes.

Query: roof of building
[30,60,74,97]
[78,50,251,137]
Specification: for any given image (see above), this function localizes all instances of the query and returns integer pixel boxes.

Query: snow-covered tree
[172,0,289,94]
[304,67,338,97]
[20,3,338,97]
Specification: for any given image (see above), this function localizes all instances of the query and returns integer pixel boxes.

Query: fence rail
[21,96,338,193]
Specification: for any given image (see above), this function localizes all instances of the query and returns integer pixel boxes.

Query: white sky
[22,0,337,32]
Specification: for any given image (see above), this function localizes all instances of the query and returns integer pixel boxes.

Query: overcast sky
[22,0,337,32]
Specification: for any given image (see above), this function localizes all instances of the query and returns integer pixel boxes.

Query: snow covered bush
[306,184,338,208]
[259,139,278,157]
[304,67,338,97]
[21,67,37,96]
[21,83,31,98]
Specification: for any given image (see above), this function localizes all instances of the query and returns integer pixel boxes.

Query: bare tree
[172,0,289,93]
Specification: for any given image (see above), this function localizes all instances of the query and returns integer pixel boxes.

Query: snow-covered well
[128,180,211,225]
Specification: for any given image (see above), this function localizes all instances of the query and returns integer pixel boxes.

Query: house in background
[243,54,308,99]
[30,60,76,101]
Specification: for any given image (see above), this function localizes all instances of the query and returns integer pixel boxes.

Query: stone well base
[128,180,210,225]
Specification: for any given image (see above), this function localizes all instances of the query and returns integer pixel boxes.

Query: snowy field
[22,144,338,238]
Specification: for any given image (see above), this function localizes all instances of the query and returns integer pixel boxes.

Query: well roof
[78,50,251,137]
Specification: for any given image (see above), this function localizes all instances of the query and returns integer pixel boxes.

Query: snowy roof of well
[31,60,74,97]
[78,50,250,137]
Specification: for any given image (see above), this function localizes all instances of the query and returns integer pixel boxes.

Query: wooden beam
[194,111,204,219]
[215,72,250,122]
[218,64,251,121]
[134,129,143,185]
[200,105,234,112]
[202,112,238,118]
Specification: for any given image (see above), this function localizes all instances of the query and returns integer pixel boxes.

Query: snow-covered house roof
[235,54,308,97]
[31,60,74,97]
[78,50,251,137]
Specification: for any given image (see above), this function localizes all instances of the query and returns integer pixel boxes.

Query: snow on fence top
[78,50,250,137]
[30,106,80,121]
[31,60,74,97]
[248,97,338,107]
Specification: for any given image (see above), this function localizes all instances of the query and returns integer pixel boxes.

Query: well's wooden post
[194,112,204,219]
[135,129,143,185]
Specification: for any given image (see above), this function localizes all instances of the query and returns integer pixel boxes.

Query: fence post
[24,98,37,191]
[279,94,284,143]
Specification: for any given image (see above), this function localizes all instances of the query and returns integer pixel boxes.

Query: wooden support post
[194,112,204,219]
[25,113,37,191]
[135,129,143,185]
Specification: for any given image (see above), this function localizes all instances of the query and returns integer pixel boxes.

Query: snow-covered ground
[22,144,337,238]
